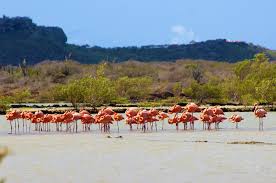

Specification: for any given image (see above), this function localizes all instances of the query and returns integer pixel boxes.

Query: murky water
[0,112,276,183]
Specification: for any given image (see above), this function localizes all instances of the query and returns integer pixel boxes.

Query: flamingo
[34,111,44,132]
[5,105,271,135]
[213,107,224,116]
[125,117,138,130]
[42,114,53,132]
[215,115,227,129]
[5,112,15,134]
[229,114,244,129]
[25,112,34,132]
[31,116,41,131]
[168,105,183,114]
[253,104,267,131]
[149,109,159,131]
[208,115,219,130]
[158,112,169,130]
[72,112,82,133]
[102,107,115,115]
[114,113,124,133]
[125,107,139,118]
[11,110,21,134]
[53,114,64,131]
[200,107,226,130]
[185,103,199,130]
[99,114,113,133]
[125,108,139,130]
[136,110,151,132]
[168,115,179,130]
[63,111,74,132]
[168,104,183,130]
[81,114,94,131]
[178,112,192,130]
[212,107,226,129]
[200,113,210,130]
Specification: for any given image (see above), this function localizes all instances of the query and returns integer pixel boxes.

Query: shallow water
[0,112,276,183]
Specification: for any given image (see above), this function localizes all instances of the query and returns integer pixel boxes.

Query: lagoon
[0,112,276,183]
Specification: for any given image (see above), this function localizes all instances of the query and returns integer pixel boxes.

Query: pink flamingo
[168,114,179,130]
[99,114,113,133]
[253,104,267,131]
[186,103,199,130]
[125,107,139,130]
[168,105,183,114]
[72,112,82,133]
[114,113,124,133]
[158,112,169,130]
[81,114,94,131]
[5,112,16,134]
[125,117,138,130]
[168,104,184,130]
[149,109,159,131]
[200,113,210,130]
[178,112,192,130]
[229,114,244,128]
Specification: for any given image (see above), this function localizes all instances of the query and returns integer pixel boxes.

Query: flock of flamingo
[4,103,268,134]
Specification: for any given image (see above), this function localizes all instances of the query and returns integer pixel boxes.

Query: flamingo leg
[15,120,17,134]
[10,121,13,134]
[192,112,194,130]
[18,119,20,133]
[143,123,146,133]
[23,119,25,133]
[263,119,264,131]
[261,118,264,131]
[27,121,29,132]
[262,118,264,131]
[117,121,120,133]
[76,120,78,133]
[259,118,261,131]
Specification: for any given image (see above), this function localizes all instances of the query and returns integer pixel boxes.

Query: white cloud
[170,25,198,44]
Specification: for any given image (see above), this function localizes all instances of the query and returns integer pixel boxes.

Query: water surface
[0,112,276,183]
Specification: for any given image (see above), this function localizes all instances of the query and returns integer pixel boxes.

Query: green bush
[183,81,223,104]
[12,88,32,103]
[0,96,12,113]
[115,76,153,101]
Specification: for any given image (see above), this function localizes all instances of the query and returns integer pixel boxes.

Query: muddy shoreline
[2,103,275,114]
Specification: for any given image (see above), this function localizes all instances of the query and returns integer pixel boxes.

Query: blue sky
[2,0,275,49]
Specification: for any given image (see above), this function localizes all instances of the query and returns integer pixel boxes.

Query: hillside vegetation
[0,53,275,110]
[0,16,273,65]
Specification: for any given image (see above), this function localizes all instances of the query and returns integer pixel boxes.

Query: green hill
[0,16,273,65]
